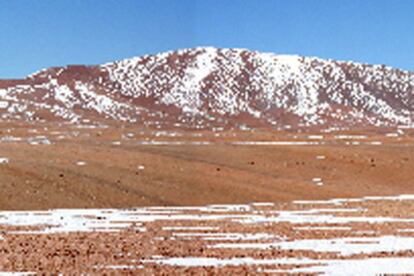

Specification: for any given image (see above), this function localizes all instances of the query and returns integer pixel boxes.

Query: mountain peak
[0,48,412,130]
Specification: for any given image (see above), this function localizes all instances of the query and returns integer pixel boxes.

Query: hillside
[0,47,412,130]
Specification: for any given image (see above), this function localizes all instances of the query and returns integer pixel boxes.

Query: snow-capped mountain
[0,47,412,130]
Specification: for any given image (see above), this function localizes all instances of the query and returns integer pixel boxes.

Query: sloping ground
[1,194,414,274]
[0,124,413,210]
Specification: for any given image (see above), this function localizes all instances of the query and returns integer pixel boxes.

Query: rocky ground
[2,194,414,274]
[0,123,413,274]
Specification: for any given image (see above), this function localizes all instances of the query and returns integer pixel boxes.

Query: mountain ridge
[0,47,412,130]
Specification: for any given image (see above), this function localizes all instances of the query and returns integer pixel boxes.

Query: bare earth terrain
[0,124,413,210]
[0,124,413,274]
[0,48,413,273]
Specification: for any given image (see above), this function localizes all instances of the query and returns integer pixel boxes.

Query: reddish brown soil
[0,123,414,274]
[1,197,414,274]
[0,123,413,210]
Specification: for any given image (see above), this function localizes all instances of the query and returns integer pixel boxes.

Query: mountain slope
[0,47,413,130]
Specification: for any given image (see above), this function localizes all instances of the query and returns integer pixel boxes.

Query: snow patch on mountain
[0,47,412,129]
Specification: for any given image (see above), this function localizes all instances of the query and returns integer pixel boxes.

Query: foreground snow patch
[263,257,414,275]
[0,157,9,164]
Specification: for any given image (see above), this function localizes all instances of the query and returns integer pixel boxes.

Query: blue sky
[0,0,413,78]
